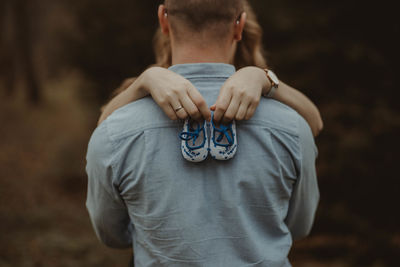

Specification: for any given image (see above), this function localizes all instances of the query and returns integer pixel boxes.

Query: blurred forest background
[0,0,399,266]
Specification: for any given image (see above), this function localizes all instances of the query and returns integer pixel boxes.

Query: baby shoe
[209,116,237,161]
[179,119,209,162]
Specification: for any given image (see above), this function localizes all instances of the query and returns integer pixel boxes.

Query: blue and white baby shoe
[179,119,209,162]
[210,117,238,161]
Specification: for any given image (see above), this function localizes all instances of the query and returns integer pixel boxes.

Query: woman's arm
[99,66,323,136]
[273,81,324,137]
[98,76,147,125]
[98,67,211,125]
[211,67,323,136]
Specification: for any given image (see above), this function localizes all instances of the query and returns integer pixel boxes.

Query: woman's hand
[211,67,268,123]
[98,67,211,125]
[141,67,211,121]
[99,66,323,136]
[211,66,323,136]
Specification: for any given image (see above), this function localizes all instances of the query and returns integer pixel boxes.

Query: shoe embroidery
[179,119,208,162]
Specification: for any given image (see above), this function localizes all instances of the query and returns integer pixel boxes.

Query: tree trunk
[0,0,16,96]
[14,0,41,104]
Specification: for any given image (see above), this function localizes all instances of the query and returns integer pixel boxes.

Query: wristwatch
[263,69,280,98]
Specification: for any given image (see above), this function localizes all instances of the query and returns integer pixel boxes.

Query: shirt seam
[108,122,182,141]
[109,120,300,142]
[109,119,301,141]
[239,120,300,137]
[104,120,120,194]
[297,116,304,182]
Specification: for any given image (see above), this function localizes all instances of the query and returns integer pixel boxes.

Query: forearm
[235,66,323,136]
[272,82,323,137]
[98,73,149,125]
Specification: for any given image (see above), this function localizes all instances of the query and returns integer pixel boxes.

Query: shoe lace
[211,119,234,148]
[180,121,205,147]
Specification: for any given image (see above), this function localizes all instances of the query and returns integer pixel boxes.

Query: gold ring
[175,106,183,112]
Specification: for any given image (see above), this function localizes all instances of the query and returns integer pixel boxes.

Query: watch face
[268,71,279,85]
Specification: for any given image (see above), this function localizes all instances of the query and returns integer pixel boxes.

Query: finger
[235,100,250,121]
[180,94,201,121]
[162,105,178,120]
[153,94,180,120]
[175,107,189,120]
[222,96,241,124]
[187,87,211,121]
[169,97,189,120]
[245,103,258,120]
[210,104,216,111]
[214,91,232,122]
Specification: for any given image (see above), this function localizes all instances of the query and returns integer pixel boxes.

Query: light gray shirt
[86,63,319,267]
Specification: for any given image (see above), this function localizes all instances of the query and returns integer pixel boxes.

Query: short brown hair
[165,0,243,38]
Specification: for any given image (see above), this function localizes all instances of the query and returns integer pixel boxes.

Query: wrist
[249,67,271,96]
[239,67,271,95]
[262,69,280,98]
[138,67,157,96]
[259,69,272,96]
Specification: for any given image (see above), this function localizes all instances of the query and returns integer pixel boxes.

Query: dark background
[0,0,399,266]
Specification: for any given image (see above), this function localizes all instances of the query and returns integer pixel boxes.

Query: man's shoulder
[102,97,179,141]
[254,99,318,159]
[250,98,311,138]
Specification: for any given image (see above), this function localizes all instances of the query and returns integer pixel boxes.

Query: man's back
[86,63,319,267]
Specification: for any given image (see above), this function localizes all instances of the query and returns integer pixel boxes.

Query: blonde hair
[113,0,267,96]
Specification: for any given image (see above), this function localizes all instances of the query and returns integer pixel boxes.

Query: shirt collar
[168,63,236,79]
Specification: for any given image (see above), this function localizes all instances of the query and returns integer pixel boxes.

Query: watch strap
[266,84,278,98]
[263,69,279,98]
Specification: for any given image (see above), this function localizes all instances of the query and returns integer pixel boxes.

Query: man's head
[158,0,246,64]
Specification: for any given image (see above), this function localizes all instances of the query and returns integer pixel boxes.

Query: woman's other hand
[211,66,323,136]
[211,67,267,124]
[142,67,211,121]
